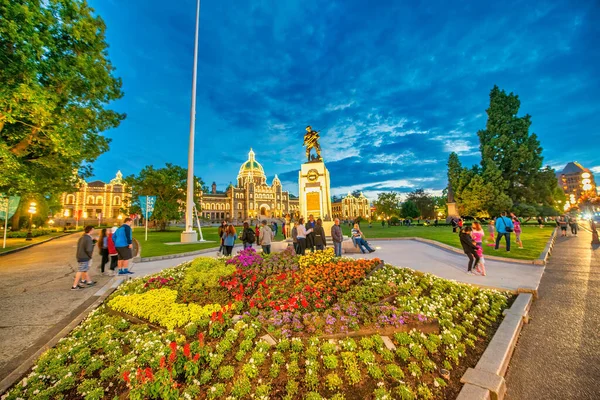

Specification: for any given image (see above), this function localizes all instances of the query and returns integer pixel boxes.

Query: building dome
[237,149,266,184]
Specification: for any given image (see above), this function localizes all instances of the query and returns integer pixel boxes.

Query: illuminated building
[331,192,371,220]
[556,162,597,209]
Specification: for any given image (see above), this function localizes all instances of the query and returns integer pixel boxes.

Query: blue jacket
[222,233,237,246]
[113,224,133,247]
[495,216,514,234]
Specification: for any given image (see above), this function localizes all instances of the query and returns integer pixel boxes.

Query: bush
[6,229,57,238]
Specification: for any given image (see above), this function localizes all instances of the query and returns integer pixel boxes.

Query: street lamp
[26,202,37,241]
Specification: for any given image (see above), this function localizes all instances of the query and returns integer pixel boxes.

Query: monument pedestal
[446,202,460,222]
[298,161,332,220]
[180,230,198,243]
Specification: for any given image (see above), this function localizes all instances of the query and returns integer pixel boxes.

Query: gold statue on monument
[303,125,322,162]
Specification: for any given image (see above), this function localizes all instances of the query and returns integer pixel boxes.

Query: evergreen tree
[400,200,420,219]
[447,152,463,198]
[406,188,435,218]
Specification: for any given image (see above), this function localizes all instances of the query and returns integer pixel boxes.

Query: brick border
[456,293,533,400]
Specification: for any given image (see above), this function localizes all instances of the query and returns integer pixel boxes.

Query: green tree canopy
[406,188,435,218]
[125,164,204,231]
[0,0,124,195]
[400,200,420,219]
[373,192,401,218]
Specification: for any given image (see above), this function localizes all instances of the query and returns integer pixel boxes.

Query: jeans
[495,232,511,251]
[466,252,480,271]
[355,237,374,253]
[261,245,271,255]
[297,238,307,255]
[333,241,342,257]
[243,242,253,249]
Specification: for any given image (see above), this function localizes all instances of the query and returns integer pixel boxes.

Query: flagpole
[181,0,201,243]
[145,196,149,241]
[2,199,8,249]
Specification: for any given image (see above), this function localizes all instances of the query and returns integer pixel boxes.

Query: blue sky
[89,0,600,199]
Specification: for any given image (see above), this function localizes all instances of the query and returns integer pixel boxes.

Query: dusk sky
[89,0,600,199]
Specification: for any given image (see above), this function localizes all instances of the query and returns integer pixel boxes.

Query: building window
[66,195,75,205]
[96,196,103,205]
[87,196,95,205]
[238,203,242,210]
[114,196,121,205]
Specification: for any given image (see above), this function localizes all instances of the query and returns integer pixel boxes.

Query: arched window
[114,196,121,206]
[226,203,230,210]
[238,203,242,210]
[87,196,94,205]
[66,195,75,205]
[96,196,103,205]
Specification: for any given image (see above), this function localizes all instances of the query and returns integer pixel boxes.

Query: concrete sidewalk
[504,228,600,399]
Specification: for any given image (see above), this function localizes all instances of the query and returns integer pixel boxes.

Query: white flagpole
[2,198,8,249]
[181,0,201,243]
[145,197,149,241]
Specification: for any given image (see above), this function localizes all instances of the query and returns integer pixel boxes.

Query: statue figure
[303,126,322,162]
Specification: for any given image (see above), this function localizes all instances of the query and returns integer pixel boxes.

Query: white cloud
[590,166,600,174]
[325,101,354,111]
[445,139,479,156]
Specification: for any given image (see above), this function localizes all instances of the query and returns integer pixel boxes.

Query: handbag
[500,217,513,233]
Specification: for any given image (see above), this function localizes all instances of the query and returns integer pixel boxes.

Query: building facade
[331,192,371,220]
[57,171,130,226]
[199,149,299,222]
[556,162,597,208]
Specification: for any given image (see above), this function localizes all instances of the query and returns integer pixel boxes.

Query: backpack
[245,228,256,243]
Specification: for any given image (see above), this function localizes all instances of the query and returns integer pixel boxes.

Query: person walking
[451,218,458,233]
[569,215,578,236]
[513,217,524,249]
[313,218,327,250]
[296,217,312,255]
[471,222,486,276]
[331,218,343,257]
[217,220,227,256]
[558,216,568,236]
[495,212,514,252]
[255,224,261,246]
[71,226,96,290]
[488,218,496,243]
[351,223,375,254]
[291,223,299,254]
[537,216,544,228]
[240,221,255,249]
[114,217,135,275]
[107,226,118,276]
[272,221,278,238]
[460,226,480,274]
[259,220,274,254]
[222,224,237,256]
[97,228,109,275]
[305,215,316,253]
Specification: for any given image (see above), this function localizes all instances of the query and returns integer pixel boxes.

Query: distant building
[331,192,370,220]
[57,171,130,225]
[556,162,597,206]
[199,149,299,222]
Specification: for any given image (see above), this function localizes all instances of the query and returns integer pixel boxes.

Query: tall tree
[447,152,463,199]
[406,188,435,218]
[125,164,204,231]
[373,192,401,218]
[400,200,420,219]
[477,86,543,204]
[0,0,124,195]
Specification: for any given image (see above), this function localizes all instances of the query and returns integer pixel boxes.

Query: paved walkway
[505,228,600,399]
[0,234,112,380]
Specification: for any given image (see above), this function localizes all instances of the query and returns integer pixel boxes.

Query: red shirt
[107,233,117,255]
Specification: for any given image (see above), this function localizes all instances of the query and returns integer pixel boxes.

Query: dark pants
[297,238,307,255]
[224,245,233,256]
[466,252,480,271]
[306,234,315,253]
[570,223,578,235]
[261,245,271,255]
[495,232,511,251]
[100,248,109,273]
[109,254,118,271]
[315,244,324,251]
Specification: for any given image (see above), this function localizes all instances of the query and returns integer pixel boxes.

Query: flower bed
[4,248,511,400]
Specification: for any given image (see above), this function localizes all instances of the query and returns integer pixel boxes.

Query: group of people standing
[71,218,135,291]
[556,215,578,236]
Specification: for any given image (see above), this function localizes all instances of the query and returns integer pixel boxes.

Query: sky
[89,0,600,200]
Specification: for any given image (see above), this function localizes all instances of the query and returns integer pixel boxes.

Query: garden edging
[456,292,533,400]
[0,276,125,396]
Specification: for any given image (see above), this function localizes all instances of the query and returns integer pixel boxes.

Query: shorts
[116,246,133,260]
[560,226,567,231]
[77,260,90,272]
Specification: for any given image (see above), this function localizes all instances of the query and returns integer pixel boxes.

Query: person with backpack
[113,217,135,275]
[240,221,255,249]
[222,224,237,256]
[494,211,514,252]
[459,226,480,274]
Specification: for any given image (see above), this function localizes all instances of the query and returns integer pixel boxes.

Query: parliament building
[199,149,300,222]
[332,192,371,220]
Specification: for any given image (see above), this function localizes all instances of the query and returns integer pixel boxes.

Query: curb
[370,237,548,266]
[456,292,533,400]
[538,228,558,265]
[0,233,75,256]
[0,277,125,395]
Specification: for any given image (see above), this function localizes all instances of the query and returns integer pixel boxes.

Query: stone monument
[446,183,460,222]
[298,126,334,232]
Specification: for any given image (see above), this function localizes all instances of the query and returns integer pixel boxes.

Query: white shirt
[296,224,312,239]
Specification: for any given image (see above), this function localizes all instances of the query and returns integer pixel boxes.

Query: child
[513,217,523,248]
[488,218,496,243]
[459,226,480,274]
[471,222,486,276]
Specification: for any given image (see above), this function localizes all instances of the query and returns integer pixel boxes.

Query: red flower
[169,351,176,363]
[160,356,166,368]
[301,298,309,308]
[193,353,200,362]
[183,343,191,358]
[123,370,130,383]
[169,341,177,352]
[198,332,204,345]
[145,367,154,381]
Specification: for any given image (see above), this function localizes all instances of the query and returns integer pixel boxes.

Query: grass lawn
[341,224,554,260]
[0,232,65,255]
[133,227,225,257]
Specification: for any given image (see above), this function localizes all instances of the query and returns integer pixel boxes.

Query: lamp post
[181,0,201,243]
[26,202,37,241]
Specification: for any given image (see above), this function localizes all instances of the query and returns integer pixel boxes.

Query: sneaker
[118,270,127,275]
[80,280,87,284]
[123,269,134,274]
[71,285,82,290]
[368,249,376,253]
[85,281,96,286]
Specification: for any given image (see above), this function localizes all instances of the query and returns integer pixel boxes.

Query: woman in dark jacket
[313,218,327,250]
[459,226,480,274]
[240,221,255,249]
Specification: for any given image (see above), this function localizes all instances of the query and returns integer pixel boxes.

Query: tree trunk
[11,208,21,231]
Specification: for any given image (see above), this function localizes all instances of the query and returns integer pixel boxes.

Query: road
[0,233,112,380]
[505,228,600,399]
